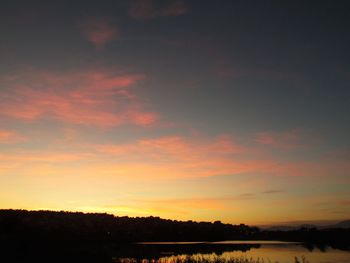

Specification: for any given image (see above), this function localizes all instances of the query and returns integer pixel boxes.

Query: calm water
[115,241,350,263]
[3,240,349,262]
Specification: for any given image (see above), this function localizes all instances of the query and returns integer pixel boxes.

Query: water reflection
[119,243,261,260]
[114,242,350,263]
[2,241,350,262]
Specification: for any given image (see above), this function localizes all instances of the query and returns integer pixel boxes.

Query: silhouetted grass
[114,254,310,263]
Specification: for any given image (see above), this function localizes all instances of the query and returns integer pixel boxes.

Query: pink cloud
[96,135,246,160]
[255,130,305,150]
[129,0,189,20]
[78,18,119,48]
[1,130,347,181]
[0,130,26,144]
[127,110,158,126]
[0,69,158,127]
[94,134,331,178]
[340,200,350,205]
[129,0,157,20]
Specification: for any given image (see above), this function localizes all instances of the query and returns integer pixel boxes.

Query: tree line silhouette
[0,209,258,242]
[0,209,349,249]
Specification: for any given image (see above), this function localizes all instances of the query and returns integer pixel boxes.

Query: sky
[0,0,349,226]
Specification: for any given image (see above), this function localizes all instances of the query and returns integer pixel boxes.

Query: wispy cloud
[262,189,283,194]
[96,134,246,163]
[0,130,26,144]
[78,18,119,48]
[1,129,345,180]
[129,0,157,20]
[129,0,189,20]
[255,130,306,150]
[0,151,92,163]
[0,69,158,127]
[93,133,348,179]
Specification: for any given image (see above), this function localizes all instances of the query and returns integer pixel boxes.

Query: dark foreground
[1,241,350,263]
[1,209,349,262]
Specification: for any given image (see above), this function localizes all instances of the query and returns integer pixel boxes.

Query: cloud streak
[94,133,349,179]
[0,130,26,144]
[78,18,119,48]
[0,69,158,127]
[262,190,283,194]
[255,130,306,150]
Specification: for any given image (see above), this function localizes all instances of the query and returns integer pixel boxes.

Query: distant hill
[321,220,350,229]
[264,225,297,231]
[263,220,350,231]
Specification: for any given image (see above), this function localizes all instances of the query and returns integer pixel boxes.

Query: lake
[113,241,350,263]
[2,240,349,262]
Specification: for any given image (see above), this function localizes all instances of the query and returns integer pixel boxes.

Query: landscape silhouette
[0,209,349,262]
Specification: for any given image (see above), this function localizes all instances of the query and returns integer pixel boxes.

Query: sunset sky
[0,0,349,225]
